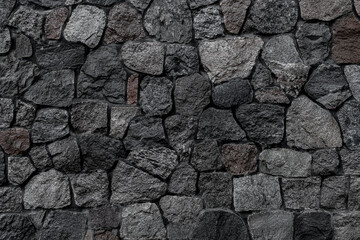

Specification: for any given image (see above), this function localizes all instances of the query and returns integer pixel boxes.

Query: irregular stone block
[88,205,120,230]
[0,0,16,27]
[0,98,14,128]
[14,100,36,128]
[0,187,22,212]
[194,6,224,39]
[0,150,5,185]
[129,0,151,10]
[15,33,32,58]
[0,128,30,155]
[0,28,10,54]
[0,214,36,240]
[220,0,250,34]
[168,163,197,196]
[29,145,52,170]
[222,143,257,176]
[337,100,360,150]
[212,79,252,108]
[299,0,351,21]
[127,75,139,105]
[295,212,333,240]
[8,157,35,185]
[45,7,69,40]
[165,44,199,77]
[110,106,140,139]
[191,140,223,172]
[333,212,360,240]
[344,65,360,102]
[321,176,346,209]
[312,148,339,175]
[349,176,360,210]
[339,148,360,175]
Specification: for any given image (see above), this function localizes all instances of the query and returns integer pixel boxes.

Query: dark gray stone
[333,212,360,240]
[24,70,75,107]
[111,161,167,204]
[0,28,10,54]
[189,0,217,9]
[236,103,285,145]
[194,6,224,39]
[144,0,193,43]
[0,98,14,128]
[83,0,117,5]
[337,100,360,150]
[212,79,252,108]
[321,176,346,209]
[15,100,36,128]
[0,0,16,27]
[191,209,249,240]
[344,65,360,102]
[140,77,173,116]
[28,0,65,7]
[0,214,36,240]
[199,172,232,208]
[168,163,197,196]
[294,212,333,240]
[0,150,5,185]
[248,0,298,34]
[124,116,167,150]
[339,148,360,175]
[165,44,199,77]
[7,157,35,185]
[110,106,140,139]
[15,34,32,58]
[349,176,360,210]
[191,140,223,171]
[78,134,125,171]
[129,0,152,10]
[312,149,339,175]
[0,187,22,212]
[88,205,121,230]
[299,0,352,21]
[296,22,332,65]
[29,145,52,170]
[174,73,211,116]
[220,0,251,34]
[198,108,246,141]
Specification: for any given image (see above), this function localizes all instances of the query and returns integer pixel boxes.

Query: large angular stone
[333,212,360,240]
[8,157,35,185]
[222,143,257,176]
[194,6,224,40]
[0,128,30,155]
[234,174,281,211]
[0,187,22,212]
[110,106,140,139]
[262,35,310,97]
[122,41,165,75]
[295,212,333,240]
[248,211,294,240]
[0,0,16,27]
[14,100,36,128]
[78,134,125,171]
[45,7,69,40]
[220,0,250,34]
[304,64,351,109]
[24,70,75,107]
[70,170,109,207]
[144,0,192,43]
[120,203,166,240]
[14,33,32,58]
[88,205,120,230]
[337,100,360,150]
[24,169,71,209]
[0,28,10,54]
[174,73,211,116]
[199,36,263,84]
[124,116,167,150]
[140,77,173,116]
[40,211,87,240]
[160,196,203,239]
[8,6,43,40]
[295,22,331,65]
[104,2,145,44]
[339,149,360,175]
[199,172,233,208]
[191,209,249,240]
[349,177,360,210]
[299,0,351,21]
[0,150,5,185]
[31,108,69,144]
[165,44,199,77]
[191,140,223,172]
[321,176,346,209]
[345,65,360,102]
[64,5,106,48]
[287,95,342,149]
[111,161,167,204]
[168,163,197,196]
[0,214,36,240]
[282,177,321,209]
[198,108,246,141]
[0,98,14,128]
[248,0,298,34]
[312,149,339,175]
[236,103,285,145]
[29,145,52,170]
[212,79,252,108]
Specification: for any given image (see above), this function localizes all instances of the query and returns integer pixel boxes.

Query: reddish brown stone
[222,143,257,175]
[0,128,30,155]
[255,87,290,104]
[220,0,251,34]
[45,7,69,40]
[104,2,145,44]
[332,14,360,64]
[94,231,119,240]
[127,74,139,105]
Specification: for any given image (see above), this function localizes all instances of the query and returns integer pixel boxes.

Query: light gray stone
[312,148,339,175]
[8,157,35,185]
[110,106,140,139]
[0,28,10,54]
[337,100,360,150]
[191,140,223,172]
[0,98,14,129]
[194,6,224,40]
[344,65,360,102]
[0,187,22,212]
[349,176,360,210]
[333,212,360,240]
[340,148,360,175]
[321,176,346,209]
[299,0,352,21]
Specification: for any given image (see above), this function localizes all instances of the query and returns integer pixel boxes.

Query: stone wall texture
[1,0,360,239]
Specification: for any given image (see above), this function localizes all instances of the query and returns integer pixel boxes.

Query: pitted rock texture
[294,212,333,240]
[299,0,352,21]
[337,100,360,150]
[220,0,250,34]
[222,143,257,175]
[194,6,224,40]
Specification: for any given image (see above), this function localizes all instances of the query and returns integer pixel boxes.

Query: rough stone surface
[321,176,347,209]
[70,171,109,207]
[15,33,32,58]
[165,44,199,77]
[304,64,351,109]
[299,0,352,21]
[296,22,332,65]
[294,212,333,240]
[345,65,360,102]
[111,161,167,204]
[220,0,251,34]
[0,0,16,27]
[259,148,312,177]
[0,214,36,240]
[48,137,81,173]
[236,103,285,145]
[27,0,66,7]
[312,149,339,175]
[9,6,44,40]
[0,187,22,212]
[45,7,69,40]
[191,140,223,172]
[349,177,360,210]
[282,177,321,209]
[88,205,120,230]
[122,41,165,75]
[24,70,75,107]
[174,73,211,116]
[191,209,249,240]
[120,203,166,240]
[0,151,6,185]
[337,100,360,150]
[212,79,253,108]
[333,212,360,240]
[144,0,193,43]
[0,28,10,54]
[248,211,294,240]
[24,169,71,209]
[194,6,224,40]
[234,174,282,211]
[189,0,217,9]
[29,145,52,170]
[287,95,342,149]
[0,128,30,155]
[110,106,140,139]
[248,0,298,34]
[8,157,35,185]
[104,2,145,44]
[222,143,257,176]
[199,172,233,208]
[339,149,360,175]
[129,0,151,10]
[31,108,69,144]
[64,5,106,48]
[14,100,36,128]
[262,35,310,97]
[168,163,197,196]
[127,75,139,105]
[140,77,173,116]
[0,98,14,128]
[199,36,263,84]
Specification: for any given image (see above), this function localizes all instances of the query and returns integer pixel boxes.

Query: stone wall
[0,0,360,239]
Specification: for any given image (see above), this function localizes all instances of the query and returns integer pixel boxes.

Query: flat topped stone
[299,0,352,21]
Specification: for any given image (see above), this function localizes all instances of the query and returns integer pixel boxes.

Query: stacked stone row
[1,0,360,239]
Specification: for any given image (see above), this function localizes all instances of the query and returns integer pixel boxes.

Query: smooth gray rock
[144,0,193,43]
[31,108,69,144]
[191,140,223,171]
[337,100,360,150]
[321,176,346,209]
[0,28,10,54]
[333,212,360,240]
[189,0,218,9]
[7,157,35,185]
[168,163,197,196]
[165,44,199,77]
[194,6,224,39]
[234,174,282,211]
[199,36,263,84]
[120,203,166,240]
[344,65,360,102]
[14,100,36,128]
[0,214,36,240]
[294,212,333,240]
[287,95,342,149]
[312,149,339,175]
[0,98,14,128]
[299,0,352,21]
[212,79,252,108]
[24,169,71,209]
[349,176,360,210]
[64,5,106,48]
[282,177,321,209]
[88,205,121,230]
[340,149,360,175]
[111,161,167,204]
[29,145,52,170]
[110,106,140,139]
[198,108,246,141]
[248,211,294,240]
[259,148,312,177]
[0,187,22,212]
[15,33,32,58]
